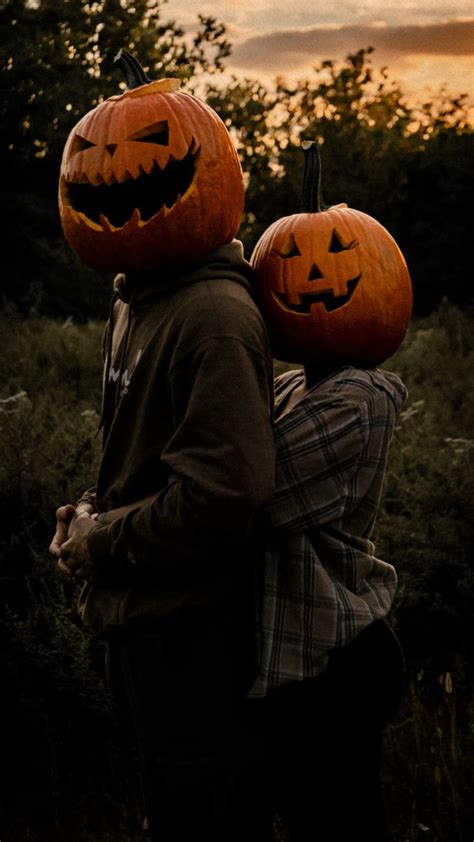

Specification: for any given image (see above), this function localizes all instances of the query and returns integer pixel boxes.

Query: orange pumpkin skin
[59,78,244,273]
[252,204,413,365]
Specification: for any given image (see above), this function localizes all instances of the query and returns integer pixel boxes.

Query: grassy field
[0,300,473,841]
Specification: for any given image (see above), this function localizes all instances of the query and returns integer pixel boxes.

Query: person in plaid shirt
[250,361,408,841]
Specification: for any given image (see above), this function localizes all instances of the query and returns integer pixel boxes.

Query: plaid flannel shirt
[249,366,407,698]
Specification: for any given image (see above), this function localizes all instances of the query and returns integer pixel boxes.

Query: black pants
[253,618,405,842]
[106,615,403,842]
[105,608,273,842]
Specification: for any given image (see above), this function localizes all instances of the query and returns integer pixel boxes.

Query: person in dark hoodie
[49,241,275,842]
[50,50,276,841]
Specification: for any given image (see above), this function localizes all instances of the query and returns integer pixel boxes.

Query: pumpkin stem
[114,49,151,89]
[301,140,326,213]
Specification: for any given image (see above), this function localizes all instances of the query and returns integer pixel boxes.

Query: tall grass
[0,301,473,841]
[377,301,474,842]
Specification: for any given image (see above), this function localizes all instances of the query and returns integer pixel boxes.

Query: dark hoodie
[78,240,276,630]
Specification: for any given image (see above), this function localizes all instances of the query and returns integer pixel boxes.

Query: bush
[0,309,147,841]
[375,301,474,841]
[1,302,473,840]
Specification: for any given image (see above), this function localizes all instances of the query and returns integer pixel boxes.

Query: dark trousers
[105,608,273,842]
[106,614,403,842]
[253,618,405,842]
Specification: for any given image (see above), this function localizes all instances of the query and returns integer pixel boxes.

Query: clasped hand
[49,504,98,582]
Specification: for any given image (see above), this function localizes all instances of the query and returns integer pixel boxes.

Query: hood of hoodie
[100,238,263,439]
[113,239,255,305]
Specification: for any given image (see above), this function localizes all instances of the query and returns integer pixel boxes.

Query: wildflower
[0,390,30,414]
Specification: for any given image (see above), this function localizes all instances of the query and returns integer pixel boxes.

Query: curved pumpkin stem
[114,49,151,89]
[301,140,326,213]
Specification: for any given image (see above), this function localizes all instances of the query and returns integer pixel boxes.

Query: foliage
[0,309,144,841]
[377,300,474,669]
[0,309,102,549]
[0,0,230,168]
[1,190,112,321]
[0,7,472,318]
[205,48,472,318]
[0,0,230,320]
[383,668,474,842]
[0,302,473,839]
[376,301,474,841]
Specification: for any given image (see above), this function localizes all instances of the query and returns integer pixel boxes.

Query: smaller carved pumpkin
[251,141,413,364]
[59,51,244,273]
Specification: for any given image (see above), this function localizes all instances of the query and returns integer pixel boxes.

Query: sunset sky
[167,0,474,101]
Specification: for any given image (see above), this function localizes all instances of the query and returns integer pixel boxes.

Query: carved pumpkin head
[59,51,244,273]
[251,141,413,364]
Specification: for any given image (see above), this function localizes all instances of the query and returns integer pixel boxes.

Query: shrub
[1,302,473,840]
[375,302,474,841]
[0,309,148,841]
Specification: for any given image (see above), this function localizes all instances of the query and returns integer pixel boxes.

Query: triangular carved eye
[129,121,169,145]
[329,228,358,253]
[272,233,301,258]
[71,134,96,155]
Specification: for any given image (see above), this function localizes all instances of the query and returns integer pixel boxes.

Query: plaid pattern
[249,366,407,697]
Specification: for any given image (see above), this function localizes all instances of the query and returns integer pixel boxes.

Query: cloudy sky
[167,0,474,100]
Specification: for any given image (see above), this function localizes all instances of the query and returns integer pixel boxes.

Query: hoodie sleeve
[87,334,275,574]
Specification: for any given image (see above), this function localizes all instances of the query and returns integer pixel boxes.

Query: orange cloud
[231,19,474,69]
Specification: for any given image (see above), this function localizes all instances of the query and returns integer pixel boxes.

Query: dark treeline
[1,0,472,320]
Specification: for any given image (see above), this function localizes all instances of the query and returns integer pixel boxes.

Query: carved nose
[308,263,324,281]
[106,144,118,156]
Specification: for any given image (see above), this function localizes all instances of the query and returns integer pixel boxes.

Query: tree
[1,10,472,318]
[0,0,231,318]
[0,0,230,171]
[204,49,473,313]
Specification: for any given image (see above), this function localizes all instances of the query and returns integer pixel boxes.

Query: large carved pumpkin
[59,51,244,273]
[251,141,413,364]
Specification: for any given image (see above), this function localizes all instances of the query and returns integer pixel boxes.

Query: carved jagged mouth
[273,274,361,314]
[65,149,196,228]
